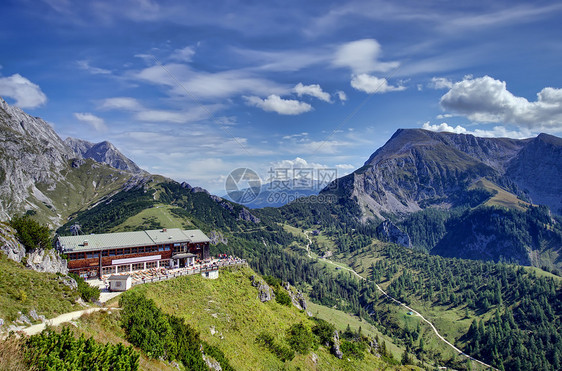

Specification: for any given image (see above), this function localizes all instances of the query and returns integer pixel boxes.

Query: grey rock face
[0,98,74,220]
[0,222,26,262]
[26,249,68,274]
[376,220,411,248]
[238,208,260,223]
[65,137,145,174]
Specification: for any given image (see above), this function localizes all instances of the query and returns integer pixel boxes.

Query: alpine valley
[1,98,561,371]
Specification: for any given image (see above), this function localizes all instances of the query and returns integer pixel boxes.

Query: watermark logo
[225,168,262,204]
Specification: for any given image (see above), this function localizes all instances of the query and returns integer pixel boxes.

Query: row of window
[67,245,171,260]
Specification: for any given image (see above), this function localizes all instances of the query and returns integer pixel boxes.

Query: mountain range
[325,128,562,220]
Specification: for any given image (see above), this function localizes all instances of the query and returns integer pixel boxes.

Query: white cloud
[333,39,399,74]
[282,132,309,140]
[350,74,406,94]
[440,75,562,131]
[429,77,453,89]
[245,95,312,115]
[135,63,287,100]
[76,60,111,75]
[74,112,107,132]
[422,122,468,134]
[336,91,347,102]
[422,122,532,139]
[294,83,331,102]
[0,74,47,108]
[99,97,142,111]
[170,46,195,62]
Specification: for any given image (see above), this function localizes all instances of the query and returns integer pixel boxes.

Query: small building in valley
[108,275,132,291]
[57,228,210,279]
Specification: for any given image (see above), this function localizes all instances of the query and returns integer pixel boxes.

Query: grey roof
[108,275,130,280]
[145,228,192,244]
[184,229,211,243]
[58,228,210,252]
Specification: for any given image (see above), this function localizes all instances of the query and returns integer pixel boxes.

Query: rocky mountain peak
[64,137,144,174]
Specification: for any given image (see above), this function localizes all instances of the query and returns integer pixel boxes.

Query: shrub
[286,323,314,355]
[10,215,51,252]
[69,273,100,302]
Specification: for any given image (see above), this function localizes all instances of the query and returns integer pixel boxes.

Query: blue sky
[1,0,562,194]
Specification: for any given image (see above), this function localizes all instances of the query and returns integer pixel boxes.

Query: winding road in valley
[304,230,495,370]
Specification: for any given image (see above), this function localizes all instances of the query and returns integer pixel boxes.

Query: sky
[1,0,562,195]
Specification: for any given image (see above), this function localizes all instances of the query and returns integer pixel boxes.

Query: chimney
[83,240,89,246]
[162,228,167,232]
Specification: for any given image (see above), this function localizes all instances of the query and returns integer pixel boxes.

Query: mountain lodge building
[57,228,210,279]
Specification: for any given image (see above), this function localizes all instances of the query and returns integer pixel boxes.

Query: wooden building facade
[57,228,210,279]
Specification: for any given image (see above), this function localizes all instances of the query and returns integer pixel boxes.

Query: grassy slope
[110,204,194,232]
[471,178,529,211]
[125,265,409,371]
[0,253,81,323]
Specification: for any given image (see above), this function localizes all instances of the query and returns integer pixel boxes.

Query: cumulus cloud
[99,97,142,111]
[440,75,562,131]
[336,90,347,102]
[294,83,331,102]
[0,74,47,108]
[333,39,399,74]
[429,77,453,89]
[422,121,532,139]
[350,74,406,94]
[74,112,107,132]
[76,60,111,75]
[245,95,312,115]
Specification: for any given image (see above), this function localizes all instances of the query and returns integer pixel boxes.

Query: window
[109,250,115,256]
[116,281,121,287]
[159,246,164,251]
[146,262,157,269]
[132,263,144,271]
[118,265,129,273]
[131,247,137,254]
[102,251,108,257]
[165,246,170,251]
[123,248,130,255]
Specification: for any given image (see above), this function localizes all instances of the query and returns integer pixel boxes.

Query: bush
[255,333,295,362]
[10,215,51,252]
[69,273,100,302]
[286,323,314,355]
[25,327,139,370]
[312,318,335,345]
[275,289,292,306]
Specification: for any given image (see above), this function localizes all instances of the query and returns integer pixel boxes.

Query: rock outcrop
[250,275,274,302]
[282,282,308,311]
[331,330,343,359]
[26,248,68,274]
[238,208,260,224]
[376,220,411,248]
[0,222,26,262]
